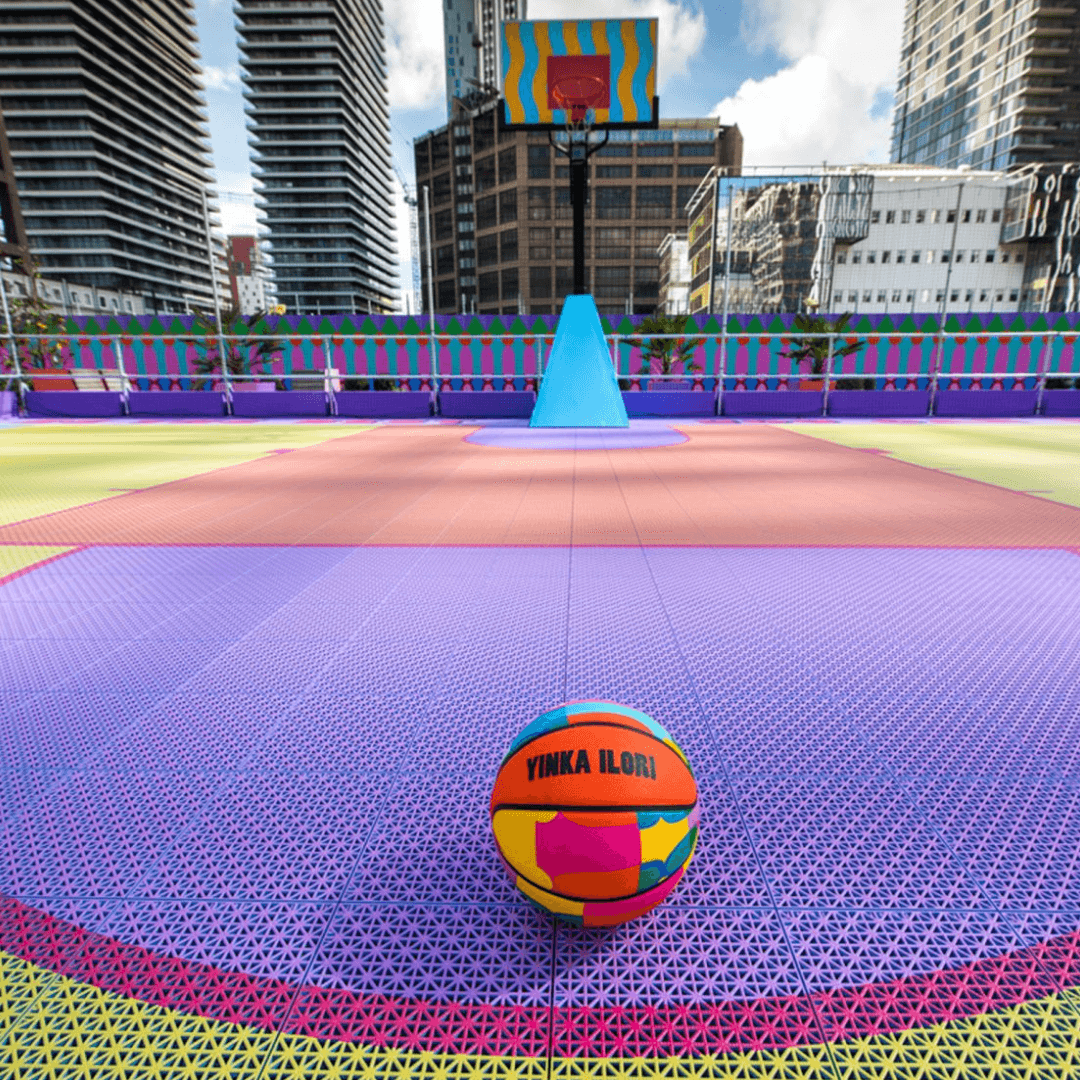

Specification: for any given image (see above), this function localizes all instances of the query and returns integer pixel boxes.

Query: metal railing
[3,328,1078,419]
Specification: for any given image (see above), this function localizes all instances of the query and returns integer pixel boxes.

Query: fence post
[323,336,336,416]
[717,320,727,416]
[0,272,22,409]
[1034,329,1053,416]
[823,333,834,416]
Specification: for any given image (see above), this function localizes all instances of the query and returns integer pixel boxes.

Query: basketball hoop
[550,73,607,128]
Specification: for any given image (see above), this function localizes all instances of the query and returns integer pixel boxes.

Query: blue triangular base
[530,295,629,427]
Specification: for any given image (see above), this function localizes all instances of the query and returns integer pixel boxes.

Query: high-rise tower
[891,0,1080,170]
[444,0,526,115]
[237,0,398,314]
[0,0,218,312]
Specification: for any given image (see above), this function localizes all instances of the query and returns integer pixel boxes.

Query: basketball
[490,701,699,926]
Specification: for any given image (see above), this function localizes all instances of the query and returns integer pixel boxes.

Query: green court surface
[791,421,1080,509]
[0,423,372,526]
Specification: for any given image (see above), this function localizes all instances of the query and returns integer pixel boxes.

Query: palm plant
[0,263,67,388]
[779,312,865,378]
[625,313,705,381]
[189,303,285,389]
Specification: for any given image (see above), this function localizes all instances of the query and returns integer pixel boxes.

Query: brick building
[414,99,741,316]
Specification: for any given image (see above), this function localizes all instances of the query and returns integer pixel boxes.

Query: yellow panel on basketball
[489,702,698,927]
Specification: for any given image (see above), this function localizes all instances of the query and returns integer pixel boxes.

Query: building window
[881,251,890,263]
[985,249,994,263]
[636,186,672,219]
[595,144,632,157]
[475,156,496,193]
[935,290,945,303]
[597,165,631,178]
[884,210,894,224]
[594,265,630,297]
[433,172,452,204]
[527,145,550,179]
[527,188,550,220]
[637,143,673,157]
[436,245,455,275]
[852,252,861,264]
[435,209,453,240]
[479,272,499,303]
[556,265,589,295]
[962,209,971,223]
[678,164,711,177]
[955,250,965,263]
[596,186,632,219]
[595,226,630,259]
[836,251,847,264]
[638,164,672,178]
[947,209,956,223]
[863,291,872,302]
[1009,290,1018,302]
[1015,251,1023,263]
[896,250,906,263]
[530,265,551,298]
[950,291,959,302]
[500,189,517,224]
[877,291,887,303]
[500,229,518,261]
[901,210,911,223]
[476,195,497,230]
[931,209,941,223]
[965,290,974,303]
[906,291,915,304]
[871,210,881,223]
[501,267,519,300]
[676,185,698,217]
[833,291,842,307]
[498,147,516,184]
[530,243,551,259]
[1000,252,1009,263]
[941,251,950,263]
[677,142,715,156]
[437,280,456,308]
[867,251,877,264]
[477,233,498,266]
[916,209,926,223]
[892,289,902,302]
[976,209,986,223]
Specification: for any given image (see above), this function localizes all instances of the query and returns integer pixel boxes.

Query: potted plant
[779,312,865,390]
[1,262,68,397]
[190,303,285,391]
[625,313,705,390]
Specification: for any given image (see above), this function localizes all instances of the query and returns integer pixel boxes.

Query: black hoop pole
[551,125,608,298]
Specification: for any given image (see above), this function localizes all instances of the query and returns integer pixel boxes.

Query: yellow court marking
[0,544,76,581]
[790,422,1080,510]
[0,423,373,526]
[2,949,1080,1079]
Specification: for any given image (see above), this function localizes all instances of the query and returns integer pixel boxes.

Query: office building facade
[0,0,218,312]
[891,0,1080,170]
[236,0,397,314]
[686,164,1061,315]
[443,0,526,116]
[414,101,742,316]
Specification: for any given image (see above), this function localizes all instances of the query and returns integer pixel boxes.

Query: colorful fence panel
[4,312,1080,392]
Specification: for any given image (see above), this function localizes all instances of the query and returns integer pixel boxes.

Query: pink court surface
[2,417,1080,1079]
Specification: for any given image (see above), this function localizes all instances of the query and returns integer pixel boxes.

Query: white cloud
[385,0,446,110]
[199,64,241,91]
[529,0,706,84]
[712,0,902,166]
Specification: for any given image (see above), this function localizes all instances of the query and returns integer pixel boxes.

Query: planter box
[622,390,715,417]
[646,379,691,391]
[828,390,931,417]
[1040,389,1080,417]
[128,391,225,417]
[934,389,1038,417]
[230,391,328,418]
[334,390,432,418]
[0,390,16,418]
[438,390,536,418]
[721,391,824,417]
[24,391,125,418]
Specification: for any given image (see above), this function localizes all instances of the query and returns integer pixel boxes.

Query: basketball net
[550,74,605,140]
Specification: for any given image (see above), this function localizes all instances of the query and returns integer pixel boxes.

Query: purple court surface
[3,540,1080,1075]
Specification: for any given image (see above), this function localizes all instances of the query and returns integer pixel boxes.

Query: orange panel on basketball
[490,725,695,813]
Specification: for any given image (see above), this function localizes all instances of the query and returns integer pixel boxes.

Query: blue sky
[193,0,902,291]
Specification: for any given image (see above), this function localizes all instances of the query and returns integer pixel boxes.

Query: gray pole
[423,184,439,408]
[717,178,734,412]
[931,181,965,412]
[199,185,231,400]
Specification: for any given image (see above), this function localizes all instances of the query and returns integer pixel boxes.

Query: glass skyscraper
[0,0,218,312]
[236,0,397,313]
[891,0,1080,171]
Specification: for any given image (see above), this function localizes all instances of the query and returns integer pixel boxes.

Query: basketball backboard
[501,19,658,131]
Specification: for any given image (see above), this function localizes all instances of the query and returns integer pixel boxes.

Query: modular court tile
[2,421,1080,1078]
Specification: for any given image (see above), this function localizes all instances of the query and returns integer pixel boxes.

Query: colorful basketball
[490,701,698,926]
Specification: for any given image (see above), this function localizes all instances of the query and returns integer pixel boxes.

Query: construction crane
[392,162,422,317]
